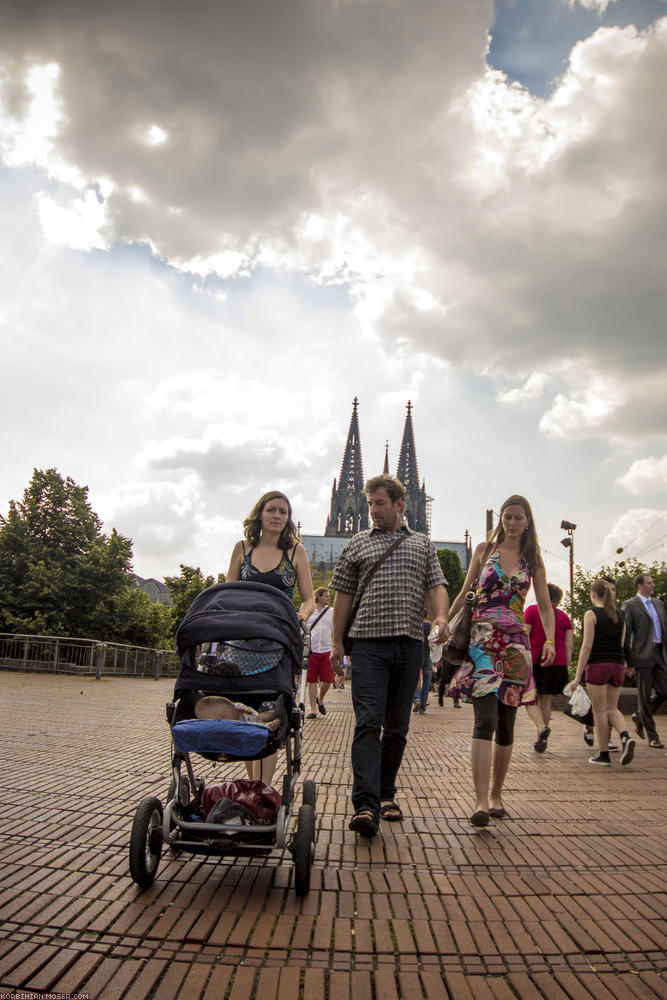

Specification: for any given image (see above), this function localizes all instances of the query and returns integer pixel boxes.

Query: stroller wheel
[302,779,317,810]
[129,796,163,888]
[292,804,315,897]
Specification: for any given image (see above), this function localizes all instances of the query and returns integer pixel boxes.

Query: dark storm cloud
[0,0,492,256]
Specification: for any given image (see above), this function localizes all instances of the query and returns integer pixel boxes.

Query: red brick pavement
[0,672,666,999]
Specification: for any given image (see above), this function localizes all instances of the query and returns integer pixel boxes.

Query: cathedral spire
[383,440,390,474]
[324,397,369,536]
[396,400,428,533]
[396,400,419,493]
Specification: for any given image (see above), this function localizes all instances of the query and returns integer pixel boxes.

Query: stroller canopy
[174,581,303,699]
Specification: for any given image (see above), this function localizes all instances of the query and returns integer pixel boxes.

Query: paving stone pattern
[0,672,666,999]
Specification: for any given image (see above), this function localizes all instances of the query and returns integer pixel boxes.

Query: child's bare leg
[257,753,278,786]
[258,709,280,731]
[195,697,239,720]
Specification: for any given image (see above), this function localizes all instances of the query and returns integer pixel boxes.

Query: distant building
[324,397,368,537]
[133,576,172,606]
[301,398,471,577]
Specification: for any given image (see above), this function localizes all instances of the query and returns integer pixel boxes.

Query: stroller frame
[128,581,317,896]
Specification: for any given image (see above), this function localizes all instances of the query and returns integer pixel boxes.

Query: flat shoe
[470,810,489,827]
[349,810,379,837]
[649,738,664,748]
[534,738,547,753]
[380,801,403,822]
[631,713,646,740]
[488,807,507,818]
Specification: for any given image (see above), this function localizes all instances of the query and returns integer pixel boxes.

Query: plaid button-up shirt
[330,524,446,642]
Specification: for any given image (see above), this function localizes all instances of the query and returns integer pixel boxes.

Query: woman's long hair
[243,491,299,550]
[591,578,618,623]
[491,494,542,574]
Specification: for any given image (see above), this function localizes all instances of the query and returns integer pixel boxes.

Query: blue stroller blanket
[172,719,271,757]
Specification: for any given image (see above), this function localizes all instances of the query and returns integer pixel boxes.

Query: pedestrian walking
[448,495,554,826]
[330,474,449,837]
[570,579,635,766]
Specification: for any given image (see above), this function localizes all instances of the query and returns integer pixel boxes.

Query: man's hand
[429,616,450,644]
[331,590,354,676]
[330,640,346,675]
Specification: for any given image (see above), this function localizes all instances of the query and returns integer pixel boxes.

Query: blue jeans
[414,662,433,711]
[350,636,422,820]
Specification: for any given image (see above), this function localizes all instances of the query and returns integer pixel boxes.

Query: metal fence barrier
[0,633,180,679]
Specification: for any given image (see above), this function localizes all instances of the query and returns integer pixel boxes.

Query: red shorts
[307,651,334,684]
[585,661,625,687]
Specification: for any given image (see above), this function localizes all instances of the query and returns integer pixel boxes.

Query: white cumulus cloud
[617,455,667,495]
[539,376,618,438]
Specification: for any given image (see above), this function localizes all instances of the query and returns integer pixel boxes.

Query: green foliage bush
[0,468,173,648]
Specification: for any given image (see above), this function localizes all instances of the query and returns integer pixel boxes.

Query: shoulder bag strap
[310,606,330,630]
[352,531,408,613]
[469,542,493,598]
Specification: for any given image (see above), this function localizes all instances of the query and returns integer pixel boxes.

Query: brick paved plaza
[0,671,666,999]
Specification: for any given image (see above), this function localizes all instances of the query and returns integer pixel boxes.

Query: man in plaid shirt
[331,474,449,837]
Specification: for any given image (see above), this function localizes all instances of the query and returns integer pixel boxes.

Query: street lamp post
[560,520,577,613]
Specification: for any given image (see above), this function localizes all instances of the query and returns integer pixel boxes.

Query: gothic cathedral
[325,398,430,538]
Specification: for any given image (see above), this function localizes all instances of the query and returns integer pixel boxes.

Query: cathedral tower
[396,401,429,534]
[324,397,369,536]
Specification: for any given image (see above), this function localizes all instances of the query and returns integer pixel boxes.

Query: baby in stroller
[195,694,281,731]
[171,580,305,762]
[129,579,318,894]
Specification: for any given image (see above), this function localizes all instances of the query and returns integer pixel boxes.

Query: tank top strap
[289,543,298,563]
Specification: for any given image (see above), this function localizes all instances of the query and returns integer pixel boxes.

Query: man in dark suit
[623,573,667,748]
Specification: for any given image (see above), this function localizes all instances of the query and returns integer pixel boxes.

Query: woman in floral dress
[449,495,555,826]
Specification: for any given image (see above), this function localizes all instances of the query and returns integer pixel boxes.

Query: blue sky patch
[489,0,667,96]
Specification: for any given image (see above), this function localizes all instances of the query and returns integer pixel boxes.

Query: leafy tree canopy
[436,548,465,601]
[0,467,173,647]
[164,564,225,631]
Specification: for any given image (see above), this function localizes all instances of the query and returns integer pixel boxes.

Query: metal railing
[0,633,180,679]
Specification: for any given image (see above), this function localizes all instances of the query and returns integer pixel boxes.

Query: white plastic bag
[565,683,591,718]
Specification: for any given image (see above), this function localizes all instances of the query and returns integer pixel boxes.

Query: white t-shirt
[307,605,333,653]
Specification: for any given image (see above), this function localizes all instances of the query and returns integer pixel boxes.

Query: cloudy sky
[1,0,666,592]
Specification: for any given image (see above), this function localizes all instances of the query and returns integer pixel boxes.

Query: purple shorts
[585,661,625,687]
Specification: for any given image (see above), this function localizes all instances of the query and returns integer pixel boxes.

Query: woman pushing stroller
[225,490,315,785]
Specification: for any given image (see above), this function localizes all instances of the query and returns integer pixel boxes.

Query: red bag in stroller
[201,779,282,823]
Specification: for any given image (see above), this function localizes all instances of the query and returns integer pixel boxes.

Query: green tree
[107,587,175,649]
[436,548,465,601]
[164,564,225,631]
[0,467,176,648]
[0,469,127,635]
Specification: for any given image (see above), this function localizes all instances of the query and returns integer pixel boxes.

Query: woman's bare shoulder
[474,541,492,554]
[473,540,493,560]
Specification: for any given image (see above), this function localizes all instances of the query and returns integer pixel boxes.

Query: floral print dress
[449,546,536,707]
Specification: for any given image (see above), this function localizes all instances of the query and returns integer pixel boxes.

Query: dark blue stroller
[128,582,317,895]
